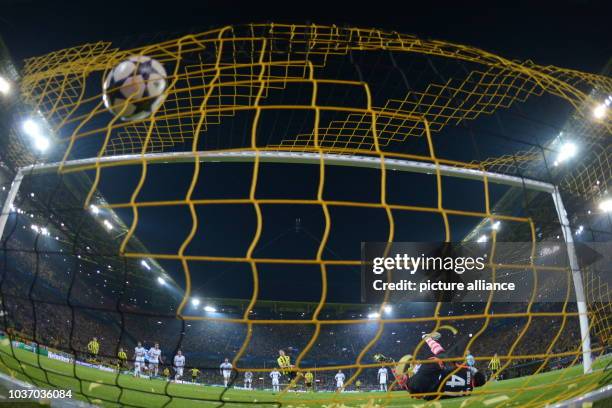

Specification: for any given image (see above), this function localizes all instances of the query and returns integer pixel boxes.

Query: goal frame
[0,150,593,374]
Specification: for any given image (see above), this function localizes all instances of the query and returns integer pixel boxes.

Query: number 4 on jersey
[446,374,466,388]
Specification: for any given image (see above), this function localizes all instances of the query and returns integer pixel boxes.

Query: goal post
[0,149,593,374]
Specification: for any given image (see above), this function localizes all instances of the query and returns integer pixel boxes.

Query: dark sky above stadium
[2,0,610,304]
[1,0,610,72]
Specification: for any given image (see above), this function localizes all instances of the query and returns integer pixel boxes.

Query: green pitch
[0,341,609,408]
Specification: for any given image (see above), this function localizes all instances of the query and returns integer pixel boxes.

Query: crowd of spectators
[0,212,608,389]
[2,290,605,390]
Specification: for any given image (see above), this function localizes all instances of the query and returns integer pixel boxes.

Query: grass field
[0,340,609,408]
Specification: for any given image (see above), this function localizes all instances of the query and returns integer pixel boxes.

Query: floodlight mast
[0,150,593,373]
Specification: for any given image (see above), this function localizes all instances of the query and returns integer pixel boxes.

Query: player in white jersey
[148,343,162,377]
[334,370,345,391]
[173,350,185,381]
[378,366,388,391]
[244,371,253,389]
[133,342,147,377]
[270,369,281,392]
[220,358,233,387]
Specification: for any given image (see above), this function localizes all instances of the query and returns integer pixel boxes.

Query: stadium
[0,3,611,408]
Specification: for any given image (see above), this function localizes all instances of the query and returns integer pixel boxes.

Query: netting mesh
[0,23,611,407]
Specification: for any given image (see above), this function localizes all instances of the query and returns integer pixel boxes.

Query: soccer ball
[103,55,167,121]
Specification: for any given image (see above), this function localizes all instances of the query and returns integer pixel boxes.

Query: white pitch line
[88,382,102,392]
[484,395,510,405]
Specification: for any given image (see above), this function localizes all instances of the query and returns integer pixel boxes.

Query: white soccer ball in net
[102,55,167,121]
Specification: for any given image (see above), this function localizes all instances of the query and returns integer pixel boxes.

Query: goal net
[0,24,610,407]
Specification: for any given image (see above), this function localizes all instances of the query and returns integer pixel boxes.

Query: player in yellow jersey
[277,350,295,381]
[190,367,200,383]
[304,371,314,391]
[87,337,100,363]
[355,379,362,391]
[488,353,501,380]
[117,347,128,370]
[163,366,171,380]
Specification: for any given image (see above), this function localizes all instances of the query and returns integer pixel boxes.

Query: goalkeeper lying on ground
[375,329,485,399]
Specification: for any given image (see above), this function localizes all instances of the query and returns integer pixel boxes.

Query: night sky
[1,0,610,72]
[2,0,610,304]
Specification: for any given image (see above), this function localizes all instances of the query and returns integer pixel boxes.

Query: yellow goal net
[0,23,610,407]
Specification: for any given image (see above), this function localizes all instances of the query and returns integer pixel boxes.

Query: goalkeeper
[375,329,485,400]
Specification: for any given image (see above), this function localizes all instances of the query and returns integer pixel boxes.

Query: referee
[87,337,100,363]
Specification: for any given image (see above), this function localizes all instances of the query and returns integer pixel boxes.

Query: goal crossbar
[16,150,556,193]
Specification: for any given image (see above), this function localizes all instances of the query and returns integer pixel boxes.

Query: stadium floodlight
[367,312,380,319]
[33,136,50,152]
[0,76,9,95]
[204,305,217,313]
[477,235,488,243]
[22,118,50,152]
[576,225,584,236]
[89,204,100,215]
[599,198,612,213]
[140,260,151,270]
[103,219,113,230]
[383,305,393,314]
[30,224,50,236]
[23,119,40,137]
[592,103,607,120]
[157,276,166,285]
[191,298,201,307]
[553,142,577,166]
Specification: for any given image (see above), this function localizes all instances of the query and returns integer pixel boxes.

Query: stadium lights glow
[593,102,608,120]
[367,312,380,319]
[204,305,217,313]
[30,224,50,236]
[23,119,40,136]
[22,119,50,152]
[89,204,100,215]
[553,142,577,166]
[157,277,166,285]
[383,305,393,314]
[599,198,612,213]
[576,225,584,236]
[477,235,488,243]
[0,76,9,95]
[191,298,201,307]
[140,260,151,270]
[103,219,113,230]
